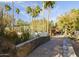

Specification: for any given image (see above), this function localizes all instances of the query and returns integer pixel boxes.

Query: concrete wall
[14,36,50,57]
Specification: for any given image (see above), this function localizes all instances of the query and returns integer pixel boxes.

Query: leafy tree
[57,9,79,36]
[71,9,79,30]
[57,14,75,35]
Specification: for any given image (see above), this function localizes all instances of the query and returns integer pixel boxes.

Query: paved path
[62,38,76,57]
[28,37,76,57]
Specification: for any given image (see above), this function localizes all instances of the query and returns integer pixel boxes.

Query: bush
[76,36,79,40]
[0,36,15,54]
[4,30,18,44]
[4,29,31,45]
[21,31,30,42]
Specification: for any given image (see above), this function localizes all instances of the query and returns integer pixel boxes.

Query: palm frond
[16,8,20,14]
[26,6,32,14]
[5,4,11,11]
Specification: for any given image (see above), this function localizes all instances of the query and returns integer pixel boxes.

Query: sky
[0,1,79,23]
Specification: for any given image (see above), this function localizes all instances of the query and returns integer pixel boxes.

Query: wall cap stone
[16,36,49,48]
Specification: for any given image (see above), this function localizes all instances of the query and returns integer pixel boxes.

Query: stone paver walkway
[62,38,76,57]
[28,37,76,57]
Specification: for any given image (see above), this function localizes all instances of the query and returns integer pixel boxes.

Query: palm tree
[16,8,20,25]
[43,1,55,33]
[5,2,20,30]
[26,6,33,31]
[5,4,12,29]
[42,1,45,32]
[5,4,11,19]
[33,6,41,32]
[5,4,11,13]
[12,1,15,29]
[26,5,41,32]
[5,2,14,29]
[16,8,21,31]
[0,5,11,36]
[31,6,41,18]
[16,8,20,24]
[12,2,21,30]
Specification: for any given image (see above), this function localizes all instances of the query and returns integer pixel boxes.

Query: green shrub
[21,31,30,42]
[76,35,79,40]
[4,30,18,44]
[4,29,31,45]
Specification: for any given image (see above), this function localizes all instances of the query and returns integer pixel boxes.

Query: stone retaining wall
[72,40,79,57]
[14,36,50,57]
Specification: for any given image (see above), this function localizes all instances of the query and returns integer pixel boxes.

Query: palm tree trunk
[33,17,35,32]
[47,8,51,35]
[31,16,33,32]
[4,1,8,26]
[12,1,14,30]
[47,9,49,33]
[42,2,44,32]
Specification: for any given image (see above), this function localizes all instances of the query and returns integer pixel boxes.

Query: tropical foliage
[5,4,20,27]
[5,4,11,11]
[43,1,55,9]
[71,9,79,30]
[26,5,41,17]
[57,9,79,36]
[43,1,55,32]
[16,8,20,14]
[26,6,32,14]
[3,2,79,44]
[5,29,30,45]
